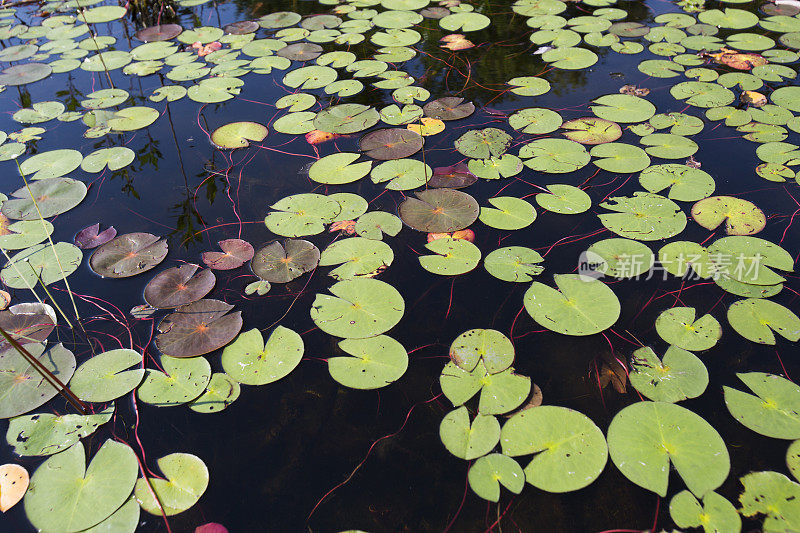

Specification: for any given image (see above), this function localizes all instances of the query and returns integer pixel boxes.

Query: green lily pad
[18,150,78,180]
[0,343,75,419]
[137,355,211,406]
[591,142,651,173]
[479,197,536,230]
[630,345,709,402]
[314,103,379,134]
[440,407,500,460]
[640,134,698,159]
[251,239,320,283]
[419,238,481,276]
[273,111,316,134]
[656,307,722,351]
[221,327,303,385]
[106,106,159,132]
[501,406,607,492]
[6,405,113,456]
[507,76,551,96]
[155,299,242,358]
[276,93,315,112]
[319,237,393,280]
[788,440,800,482]
[1,178,86,220]
[691,196,765,235]
[187,373,240,413]
[259,11,301,29]
[25,440,138,532]
[0,63,52,85]
[440,360,529,415]
[134,453,208,516]
[671,81,735,108]
[468,453,524,502]
[724,372,800,439]
[210,122,267,149]
[455,128,512,159]
[440,11,490,31]
[188,77,243,103]
[264,193,340,237]
[70,349,144,402]
[399,188,478,233]
[772,87,800,113]
[310,278,404,338]
[81,146,136,174]
[739,471,800,532]
[591,94,656,123]
[355,211,402,240]
[585,238,655,278]
[149,86,186,103]
[80,51,131,71]
[599,192,687,241]
[607,401,730,497]
[638,59,685,78]
[310,153,372,185]
[698,7,758,29]
[707,236,793,286]
[13,101,64,124]
[728,299,800,345]
[90,233,168,278]
[0,219,53,250]
[542,46,598,69]
[380,104,423,125]
[535,184,591,214]
[524,274,620,335]
[669,490,741,533]
[562,117,621,144]
[484,246,544,283]
[467,155,522,180]
[639,164,715,202]
[509,108,563,135]
[330,193,368,222]
[328,335,408,389]
[1,242,82,289]
[519,138,590,174]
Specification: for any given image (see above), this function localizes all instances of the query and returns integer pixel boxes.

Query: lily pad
[319,237,393,280]
[535,184,591,214]
[210,122,267,149]
[0,63,51,86]
[509,108,563,135]
[135,24,182,42]
[707,236,793,285]
[591,94,656,123]
[562,117,621,144]
[584,238,655,278]
[524,274,620,336]
[440,407,500,460]
[329,335,408,389]
[0,343,75,419]
[655,307,722,351]
[639,164,715,202]
[728,299,800,345]
[81,147,135,172]
[428,163,477,189]
[355,211,402,240]
[591,143,651,173]
[6,405,114,456]
[607,401,730,497]
[310,278,404,338]
[25,440,138,532]
[314,104,379,134]
[188,373,240,413]
[155,299,242,358]
[90,233,168,278]
[599,192,687,241]
[455,128,512,159]
[144,264,215,309]
[399,189,478,233]
[264,193,340,237]
[251,239,319,283]
[360,128,422,160]
[671,81,736,108]
[134,453,208,516]
[137,355,211,406]
[630,345,709,402]
[724,372,800,439]
[691,196,766,235]
[423,97,474,120]
[70,349,144,402]
[419,238,481,276]
[1,178,87,220]
[501,406,607,493]
[468,454,524,502]
[1,242,82,289]
[484,246,544,283]
[221,327,303,385]
[0,219,53,250]
[519,138,590,174]
[479,197,536,230]
[739,471,800,532]
[669,490,741,533]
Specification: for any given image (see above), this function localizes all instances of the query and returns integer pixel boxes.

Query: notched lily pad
[90,233,168,278]
[155,299,243,358]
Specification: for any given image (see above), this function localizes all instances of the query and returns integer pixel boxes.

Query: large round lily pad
[155,299,242,358]
[639,164,715,202]
[144,264,215,309]
[318,237,394,280]
[310,278,404,338]
[210,122,267,149]
[0,63,51,86]
[724,372,800,439]
[591,94,656,123]
[70,349,144,402]
[419,238,481,276]
[1,242,82,289]
[727,298,800,345]
[135,24,183,42]
[483,246,544,283]
[1,178,87,220]
[264,194,340,237]
[455,128,512,159]
[398,188,479,233]
[599,192,687,241]
[314,103,380,134]
[328,335,408,389]
[251,239,319,283]
[360,128,423,160]
[0,343,75,419]
[221,327,303,385]
[25,440,138,532]
[562,117,622,144]
[134,453,208,516]
[424,97,475,120]
[607,401,729,497]
[501,406,607,493]
[308,153,371,184]
[90,233,168,278]
[524,274,620,336]
[629,345,708,403]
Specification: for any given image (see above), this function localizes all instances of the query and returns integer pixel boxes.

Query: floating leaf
[6,406,113,456]
[728,298,800,346]
[542,46,598,69]
[136,24,183,42]
[591,142,651,173]
[251,239,319,283]
[188,373,240,413]
[0,63,51,86]
[90,233,168,278]
[607,401,729,497]
[25,440,138,532]
[479,197,536,230]
[639,164,715,202]
[210,122,267,149]
[310,278,404,339]
[724,372,800,439]
[585,238,654,278]
[468,454,524,502]
[739,471,800,532]
[0,305,55,348]
[630,346,708,402]
[328,335,408,389]
[509,108,563,135]
[691,196,766,235]
[535,184,591,214]
[221,327,302,385]
[671,81,735,108]
[1,178,87,220]
[202,239,254,270]
[440,407,500,460]
[468,154,522,180]
[507,76,551,96]
[524,274,620,336]
[134,453,209,516]
[707,236,793,285]
[591,94,656,123]
[599,192,687,241]
[669,490,741,533]
[0,464,28,512]
[501,406,607,493]
[0,343,74,418]
[562,117,622,144]
[277,42,322,61]
[419,237,480,276]
[360,128,422,160]
[429,163,476,189]
[399,189,478,233]
[74,224,117,250]
[1,242,82,289]
[0,219,53,250]
[70,349,144,402]
[484,246,544,282]
[319,237,393,280]
[137,355,211,406]
[144,264,215,309]
[355,211,402,240]
[155,299,242,358]
[19,149,81,179]
[264,193,340,237]
[455,128,512,159]
[314,104,379,134]
[423,97,474,120]
[519,138,590,174]
[655,307,721,351]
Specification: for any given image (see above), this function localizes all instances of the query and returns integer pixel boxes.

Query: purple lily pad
[144,264,216,309]
[359,128,423,160]
[135,24,183,42]
[428,163,477,189]
[155,299,242,358]
[74,223,117,249]
[202,239,254,270]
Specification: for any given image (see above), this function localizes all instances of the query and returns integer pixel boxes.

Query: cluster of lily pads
[0,0,798,529]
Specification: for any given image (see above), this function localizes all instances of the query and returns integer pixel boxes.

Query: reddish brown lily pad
[0,304,55,349]
[89,233,168,278]
[201,239,254,270]
[428,163,477,189]
[277,43,323,61]
[155,299,242,358]
[74,223,117,249]
[144,264,216,309]
[223,21,259,35]
[399,189,479,233]
[423,97,475,121]
[360,128,423,160]
[251,239,320,283]
[135,24,183,42]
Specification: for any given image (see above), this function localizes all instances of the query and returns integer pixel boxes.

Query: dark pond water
[0,0,799,531]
